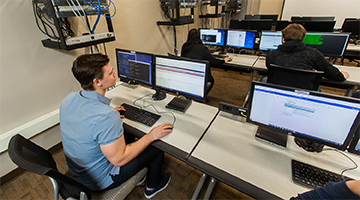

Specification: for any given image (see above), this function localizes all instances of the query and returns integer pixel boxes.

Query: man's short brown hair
[72,54,110,90]
[282,23,306,42]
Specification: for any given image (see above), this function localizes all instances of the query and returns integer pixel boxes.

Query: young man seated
[60,54,172,199]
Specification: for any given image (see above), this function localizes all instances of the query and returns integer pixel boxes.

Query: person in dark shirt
[266,23,349,82]
[291,179,360,200]
[181,29,232,98]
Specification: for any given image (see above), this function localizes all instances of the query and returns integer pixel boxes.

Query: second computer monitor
[226,29,256,49]
[154,55,208,102]
[259,31,283,51]
[303,32,350,57]
[199,29,226,46]
[247,81,360,151]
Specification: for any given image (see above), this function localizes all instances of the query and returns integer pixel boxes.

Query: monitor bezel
[225,29,256,50]
[348,126,360,155]
[115,48,154,87]
[303,31,351,57]
[199,28,227,47]
[258,30,283,51]
[154,55,209,103]
[246,81,360,151]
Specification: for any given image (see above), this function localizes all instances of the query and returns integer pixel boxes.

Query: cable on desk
[132,93,177,126]
[322,148,358,180]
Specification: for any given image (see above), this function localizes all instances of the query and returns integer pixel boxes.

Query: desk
[346,44,360,52]
[187,111,360,199]
[213,53,258,72]
[105,83,218,162]
[253,59,360,96]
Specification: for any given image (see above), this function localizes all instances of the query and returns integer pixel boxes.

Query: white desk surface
[227,53,259,67]
[189,111,360,199]
[335,65,360,85]
[105,83,218,158]
[346,44,360,52]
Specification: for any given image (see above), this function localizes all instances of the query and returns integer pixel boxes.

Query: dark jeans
[105,144,164,190]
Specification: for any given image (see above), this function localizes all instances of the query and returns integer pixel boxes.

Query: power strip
[66,32,114,45]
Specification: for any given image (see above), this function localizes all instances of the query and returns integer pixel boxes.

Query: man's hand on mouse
[148,123,173,141]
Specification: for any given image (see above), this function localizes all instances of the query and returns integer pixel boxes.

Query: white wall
[282,0,360,29]
[0,0,201,178]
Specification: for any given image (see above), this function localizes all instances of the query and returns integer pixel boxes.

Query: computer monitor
[247,81,360,151]
[291,16,335,22]
[275,20,290,31]
[229,20,249,29]
[303,32,350,57]
[153,55,208,102]
[115,48,154,87]
[248,19,273,31]
[245,14,278,23]
[341,18,357,30]
[342,19,360,38]
[259,31,282,51]
[348,126,360,155]
[303,21,336,32]
[199,29,226,46]
[226,29,256,49]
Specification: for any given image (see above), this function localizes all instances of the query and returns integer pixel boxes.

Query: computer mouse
[119,110,126,116]
[165,127,173,130]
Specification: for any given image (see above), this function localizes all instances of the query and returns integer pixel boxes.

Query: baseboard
[0,142,63,187]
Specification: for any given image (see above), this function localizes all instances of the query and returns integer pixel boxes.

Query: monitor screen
[226,30,256,49]
[199,29,226,46]
[259,31,283,51]
[247,81,360,150]
[116,48,154,87]
[303,32,350,57]
[154,55,208,102]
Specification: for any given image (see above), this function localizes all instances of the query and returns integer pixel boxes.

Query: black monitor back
[291,16,335,22]
[267,64,324,91]
[230,20,249,29]
[303,21,335,32]
[342,19,360,38]
[230,20,272,31]
[275,20,290,31]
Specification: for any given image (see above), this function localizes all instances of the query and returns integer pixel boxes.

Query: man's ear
[93,78,102,87]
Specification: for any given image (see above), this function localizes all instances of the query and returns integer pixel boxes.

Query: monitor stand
[294,137,324,153]
[152,88,166,101]
[254,127,288,148]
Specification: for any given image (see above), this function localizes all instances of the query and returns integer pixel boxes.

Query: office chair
[267,64,325,152]
[8,134,147,200]
[267,64,324,91]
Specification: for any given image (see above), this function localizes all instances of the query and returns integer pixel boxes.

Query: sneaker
[144,173,171,199]
[136,175,147,187]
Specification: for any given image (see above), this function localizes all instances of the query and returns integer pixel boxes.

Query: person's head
[281,23,306,42]
[186,29,203,44]
[72,54,115,91]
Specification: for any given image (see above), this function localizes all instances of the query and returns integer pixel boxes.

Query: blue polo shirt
[60,90,123,191]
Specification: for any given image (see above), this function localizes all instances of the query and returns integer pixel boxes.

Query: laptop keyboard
[291,159,346,189]
[120,103,161,127]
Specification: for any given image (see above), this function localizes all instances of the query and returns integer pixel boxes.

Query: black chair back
[267,64,324,91]
[8,134,92,200]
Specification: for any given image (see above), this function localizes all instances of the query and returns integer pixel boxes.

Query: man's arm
[100,123,172,167]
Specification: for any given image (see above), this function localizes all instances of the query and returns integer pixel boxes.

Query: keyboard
[120,103,161,126]
[291,159,346,189]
